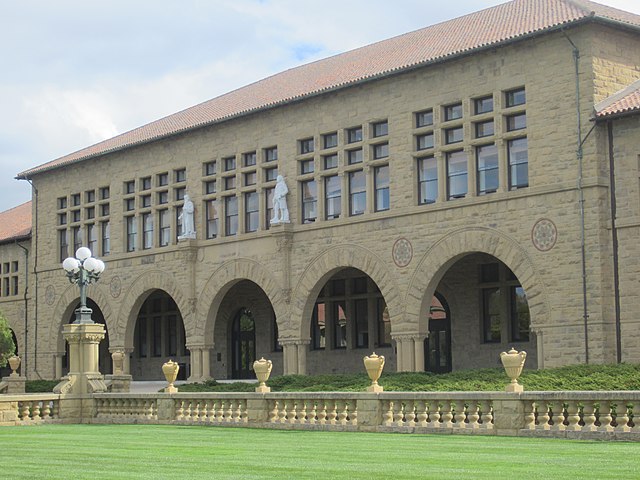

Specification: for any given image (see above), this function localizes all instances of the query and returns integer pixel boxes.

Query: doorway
[424,293,451,373]
[231,308,256,379]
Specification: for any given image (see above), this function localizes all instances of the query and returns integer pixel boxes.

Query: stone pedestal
[104,374,132,393]
[0,376,26,394]
[54,323,107,395]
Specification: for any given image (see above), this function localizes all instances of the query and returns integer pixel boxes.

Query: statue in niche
[270,175,290,225]
[178,194,196,239]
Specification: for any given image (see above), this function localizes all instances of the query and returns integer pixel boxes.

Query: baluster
[599,401,614,432]
[20,402,31,421]
[566,401,581,431]
[299,400,308,425]
[429,401,442,428]
[317,402,328,425]
[199,401,209,423]
[42,401,52,420]
[147,400,156,420]
[404,400,416,426]
[225,400,234,423]
[338,401,348,425]
[327,401,338,425]
[289,400,298,424]
[524,401,536,430]
[393,402,404,426]
[215,400,224,423]
[382,401,394,426]
[193,401,202,423]
[31,402,41,421]
[234,400,243,423]
[582,401,597,431]
[467,401,480,428]
[441,401,454,428]
[631,402,640,432]
[550,401,566,431]
[615,402,630,433]
[308,402,318,425]
[416,400,428,427]
[175,400,184,421]
[453,400,466,428]
[350,403,358,426]
[277,400,287,423]
[268,400,278,423]
[536,402,550,430]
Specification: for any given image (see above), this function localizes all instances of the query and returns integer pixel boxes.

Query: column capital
[279,338,310,347]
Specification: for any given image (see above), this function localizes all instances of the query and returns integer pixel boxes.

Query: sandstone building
[1,0,639,381]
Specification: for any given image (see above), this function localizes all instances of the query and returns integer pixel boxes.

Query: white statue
[270,175,290,225]
[178,194,196,239]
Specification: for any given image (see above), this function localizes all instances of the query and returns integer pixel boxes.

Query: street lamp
[62,247,105,324]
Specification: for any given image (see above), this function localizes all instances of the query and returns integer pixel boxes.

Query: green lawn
[0,425,637,479]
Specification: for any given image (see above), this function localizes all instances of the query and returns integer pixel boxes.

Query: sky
[1,0,639,212]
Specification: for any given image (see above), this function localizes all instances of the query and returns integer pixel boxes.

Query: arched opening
[424,253,536,370]
[231,308,256,379]
[210,280,280,380]
[307,267,394,374]
[131,290,188,380]
[63,299,111,375]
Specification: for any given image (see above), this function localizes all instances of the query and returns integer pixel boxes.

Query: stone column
[188,346,202,381]
[533,328,544,369]
[413,334,427,372]
[392,335,416,372]
[296,340,309,375]
[123,348,133,375]
[201,347,212,380]
[54,353,63,379]
[281,341,298,375]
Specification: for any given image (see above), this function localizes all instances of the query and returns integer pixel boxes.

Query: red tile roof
[594,79,640,119]
[0,201,32,243]
[17,0,640,179]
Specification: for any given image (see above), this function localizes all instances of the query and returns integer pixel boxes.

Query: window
[347,148,363,165]
[506,113,526,131]
[224,157,236,171]
[417,133,434,150]
[447,151,468,199]
[475,120,494,138]
[349,170,366,216]
[418,156,438,205]
[444,103,463,121]
[125,198,135,211]
[72,226,82,253]
[505,87,526,107]
[354,299,368,348]
[85,190,95,203]
[101,222,110,256]
[225,196,238,236]
[58,197,67,209]
[372,121,388,137]
[126,216,137,252]
[508,138,528,190]
[71,193,81,206]
[325,175,341,220]
[59,230,68,262]
[511,286,530,342]
[373,143,389,159]
[301,180,317,224]
[323,154,338,169]
[265,188,274,230]
[141,195,151,208]
[477,144,499,194]
[323,132,338,149]
[175,208,182,242]
[374,165,390,212]
[416,110,434,127]
[11,261,18,273]
[264,147,278,162]
[142,213,153,249]
[157,173,169,186]
[445,126,463,144]
[71,210,81,223]
[87,224,97,253]
[311,302,326,350]
[59,213,67,225]
[333,302,347,348]
[378,300,391,347]
[12,276,18,296]
[175,187,185,201]
[206,200,219,239]
[175,168,186,183]
[244,172,257,186]
[141,177,151,190]
[224,176,236,190]
[159,210,170,247]
[300,138,314,154]
[100,186,110,200]
[245,191,259,233]
[265,167,278,182]
[474,96,493,114]
[100,204,110,216]
[482,288,502,342]
[347,126,363,143]
[243,152,256,167]
[157,191,168,205]
[205,180,216,194]
[300,159,314,174]
[204,161,217,176]
[125,181,135,194]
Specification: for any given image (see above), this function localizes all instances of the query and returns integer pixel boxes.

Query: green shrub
[0,313,16,368]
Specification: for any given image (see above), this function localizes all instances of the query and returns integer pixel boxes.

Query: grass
[0,424,637,479]
[178,363,640,393]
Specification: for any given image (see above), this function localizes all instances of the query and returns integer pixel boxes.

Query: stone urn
[111,350,125,375]
[8,355,21,377]
[363,352,385,392]
[253,357,272,393]
[162,360,180,393]
[500,348,527,393]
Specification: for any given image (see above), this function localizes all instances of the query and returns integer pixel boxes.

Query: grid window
[324,154,338,169]
[349,170,366,216]
[505,88,526,107]
[58,197,67,209]
[100,187,110,200]
[475,120,495,138]
[224,157,236,171]
[141,177,151,190]
[157,173,168,187]
[59,213,67,226]
[333,302,347,348]
[175,169,186,183]
[204,161,217,176]
[508,138,529,189]
[85,190,95,203]
[206,200,219,239]
[300,159,314,174]
[311,302,326,350]
[72,210,81,223]
[159,209,170,247]
[323,132,338,149]
[224,176,236,190]
[59,230,68,262]
[444,103,463,121]
[72,226,82,252]
[347,126,363,143]
[511,286,530,342]
[101,222,110,256]
[374,165,390,212]
[243,152,257,167]
[417,133,434,150]
[301,180,317,224]
[158,191,169,205]
[264,147,278,162]
[12,277,18,296]
[142,213,153,249]
[87,224,97,253]
[176,207,182,241]
[244,172,257,186]
[141,195,151,208]
[372,121,388,137]
[447,151,468,199]
[11,261,18,273]
[71,193,81,206]
[445,127,463,144]
[300,138,314,154]
[245,192,259,233]
[474,96,494,114]
[100,204,110,216]
[418,157,438,205]
[205,180,217,194]
[126,216,137,252]
[175,187,185,201]
[225,196,238,236]
[354,299,369,348]
[477,144,499,194]
[265,167,278,182]
[125,198,135,211]
[125,181,135,194]
[482,288,502,342]
[325,175,341,220]
[506,113,527,131]
[265,188,274,230]
[373,143,389,159]
[416,110,434,127]
[347,148,363,165]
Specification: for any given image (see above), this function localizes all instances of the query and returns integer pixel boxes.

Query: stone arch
[113,270,190,350]
[404,227,550,335]
[290,244,402,340]
[51,283,114,353]
[194,258,285,345]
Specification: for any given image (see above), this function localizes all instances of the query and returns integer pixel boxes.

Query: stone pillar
[188,346,202,381]
[123,348,133,375]
[54,354,63,379]
[296,340,309,375]
[493,396,527,436]
[392,335,416,372]
[533,328,544,369]
[54,323,107,395]
[282,341,298,375]
[413,335,427,372]
[201,347,211,380]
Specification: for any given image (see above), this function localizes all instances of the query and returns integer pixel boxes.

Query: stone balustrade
[0,394,61,425]
[265,393,358,429]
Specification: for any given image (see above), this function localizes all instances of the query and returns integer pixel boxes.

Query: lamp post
[62,247,105,324]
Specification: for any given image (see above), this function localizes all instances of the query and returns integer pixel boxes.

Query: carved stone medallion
[45,285,56,305]
[110,276,122,298]
[392,237,413,268]
[532,219,557,252]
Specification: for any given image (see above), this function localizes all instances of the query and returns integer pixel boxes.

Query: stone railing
[0,394,62,425]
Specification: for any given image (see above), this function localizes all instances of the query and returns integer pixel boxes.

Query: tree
[0,312,16,368]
